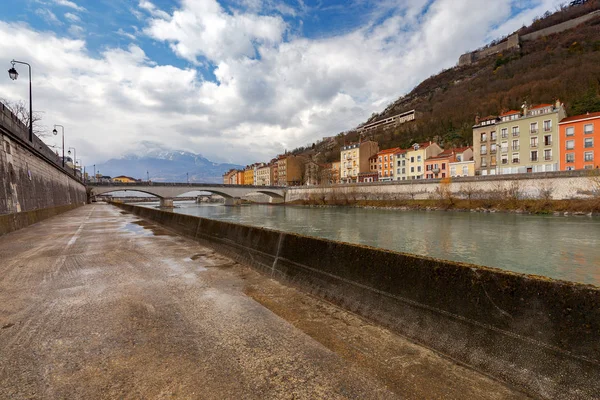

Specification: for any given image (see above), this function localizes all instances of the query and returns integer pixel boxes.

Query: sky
[0,0,565,167]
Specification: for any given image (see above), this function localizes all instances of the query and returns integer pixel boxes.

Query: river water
[139,201,600,285]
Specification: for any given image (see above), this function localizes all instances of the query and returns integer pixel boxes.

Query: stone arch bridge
[88,183,287,206]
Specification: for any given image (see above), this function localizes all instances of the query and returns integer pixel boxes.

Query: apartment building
[448,147,475,177]
[377,147,400,181]
[472,116,500,175]
[243,167,254,185]
[330,161,340,184]
[304,160,322,185]
[424,149,455,179]
[269,158,278,186]
[340,140,379,183]
[496,101,566,175]
[559,111,600,170]
[396,142,443,180]
[236,171,244,185]
[222,169,237,184]
[277,155,307,186]
[256,164,271,186]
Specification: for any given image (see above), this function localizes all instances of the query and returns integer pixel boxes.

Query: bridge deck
[0,205,525,399]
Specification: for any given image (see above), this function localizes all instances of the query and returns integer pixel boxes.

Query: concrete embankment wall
[0,103,86,236]
[286,170,598,202]
[114,202,600,400]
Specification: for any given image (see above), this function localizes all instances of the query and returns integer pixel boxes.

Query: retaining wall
[0,102,86,235]
[113,202,600,400]
[286,170,599,202]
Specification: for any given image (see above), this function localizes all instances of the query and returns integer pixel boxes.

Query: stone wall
[458,34,520,66]
[113,202,600,400]
[0,102,86,235]
[521,9,600,41]
[285,170,599,202]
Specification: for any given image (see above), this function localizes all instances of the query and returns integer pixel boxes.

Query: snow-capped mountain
[93,145,243,183]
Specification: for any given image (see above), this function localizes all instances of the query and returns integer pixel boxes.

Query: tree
[0,98,50,139]
[570,84,600,115]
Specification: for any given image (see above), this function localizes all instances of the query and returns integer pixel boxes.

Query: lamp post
[52,125,65,167]
[186,172,189,185]
[8,60,33,142]
[68,147,76,176]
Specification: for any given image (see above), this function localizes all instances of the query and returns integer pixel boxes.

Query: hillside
[303,0,600,163]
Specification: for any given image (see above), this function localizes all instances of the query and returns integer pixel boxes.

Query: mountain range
[93,146,242,183]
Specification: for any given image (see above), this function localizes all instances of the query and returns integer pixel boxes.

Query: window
[491,143,497,153]
[397,168,401,174]
[566,153,575,163]
[491,155,497,166]
[378,156,382,162]
[544,135,552,146]
[501,155,508,164]
[585,138,594,148]
[512,139,519,151]
[441,163,446,170]
[585,152,594,162]
[481,132,487,142]
[417,156,422,162]
[384,155,388,161]
[544,149,552,160]
[543,120,552,132]
[512,126,519,136]
[410,167,414,173]
[530,122,538,134]
[410,157,414,163]
[530,137,538,147]
[491,131,497,141]
[481,158,487,167]
[450,166,456,175]
[462,165,469,175]
[566,140,575,150]
[565,126,574,136]
[480,145,487,155]
[402,168,405,174]
[512,153,519,163]
[584,124,594,134]
[531,151,538,161]
[501,141,508,152]
[417,166,422,172]
[501,128,508,138]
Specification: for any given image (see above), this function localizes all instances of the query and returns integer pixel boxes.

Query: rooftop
[377,147,401,155]
[500,110,520,117]
[559,111,600,124]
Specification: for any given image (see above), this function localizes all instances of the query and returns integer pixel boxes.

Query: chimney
[522,101,529,116]
[555,99,561,109]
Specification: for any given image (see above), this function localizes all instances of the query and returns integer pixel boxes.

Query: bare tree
[0,98,49,139]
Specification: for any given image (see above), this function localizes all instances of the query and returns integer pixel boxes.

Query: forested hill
[307,1,600,163]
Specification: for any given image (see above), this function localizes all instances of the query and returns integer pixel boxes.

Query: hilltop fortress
[458,9,600,66]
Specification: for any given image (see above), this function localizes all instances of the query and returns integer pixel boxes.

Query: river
[137,201,600,285]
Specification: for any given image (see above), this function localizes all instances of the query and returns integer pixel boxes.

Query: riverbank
[288,197,600,215]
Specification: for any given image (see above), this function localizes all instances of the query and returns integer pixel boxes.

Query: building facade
[340,141,379,183]
[304,160,321,186]
[396,142,443,180]
[277,155,306,186]
[377,147,400,181]
[495,101,566,175]
[256,164,271,186]
[472,116,500,175]
[559,111,600,171]
[330,161,340,184]
[243,167,254,185]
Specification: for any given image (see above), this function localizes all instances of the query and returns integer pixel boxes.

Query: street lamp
[8,60,33,142]
[52,125,65,167]
[68,147,76,176]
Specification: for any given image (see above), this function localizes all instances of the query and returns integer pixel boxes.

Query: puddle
[120,220,173,237]
[122,222,154,236]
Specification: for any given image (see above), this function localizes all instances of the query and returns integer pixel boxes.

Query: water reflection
[139,201,600,286]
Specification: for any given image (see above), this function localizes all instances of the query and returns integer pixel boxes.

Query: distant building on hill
[356,110,416,134]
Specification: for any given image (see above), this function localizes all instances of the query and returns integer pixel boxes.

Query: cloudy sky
[0,0,564,167]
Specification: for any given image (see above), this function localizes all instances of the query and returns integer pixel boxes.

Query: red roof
[394,149,407,155]
[530,104,553,110]
[454,146,472,153]
[559,111,600,124]
[500,110,520,117]
[427,150,454,160]
[378,147,400,155]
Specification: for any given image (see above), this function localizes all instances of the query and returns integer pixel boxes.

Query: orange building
[559,111,600,171]
[377,147,400,181]
[424,149,455,179]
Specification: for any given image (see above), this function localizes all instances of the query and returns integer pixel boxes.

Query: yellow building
[340,140,379,183]
[111,175,137,183]
[243,168,254,185]
[396,142,443,180]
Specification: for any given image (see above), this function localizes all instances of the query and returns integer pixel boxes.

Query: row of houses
[224,100,600,186]
[473,100,600,175]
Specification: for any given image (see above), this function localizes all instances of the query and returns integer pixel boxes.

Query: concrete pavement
[0,204,528,399]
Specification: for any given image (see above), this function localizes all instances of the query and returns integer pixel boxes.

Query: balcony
[545,156,552,161]
[501,147,508,153]
[566,159,574,164]
[512,158,520,164]
[530,129,538,135]
[544,141,552,146]
[530,143,538,148]
[512,132,520,137]
[501,159,508,165]
[530,157,538,162]
[490,149,497,154]
[511,146,520,151]
[480,150,488,155]
[585,143,594,148]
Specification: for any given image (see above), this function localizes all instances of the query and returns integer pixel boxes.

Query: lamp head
[8,66,18,81]
[52,128,57,135]
[68,149,71,155]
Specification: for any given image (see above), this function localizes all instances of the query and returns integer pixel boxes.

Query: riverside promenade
[0,204,525,399]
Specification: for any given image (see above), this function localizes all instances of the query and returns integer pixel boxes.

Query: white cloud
[116,28,137,41]
[138,0,171,19]
[0,0,567,167]
[35,9,62,26]
[68,24,85,37]
[52,0,86,12]
[64,12,81,23]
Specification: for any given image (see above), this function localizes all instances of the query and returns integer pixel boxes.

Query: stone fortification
[0,102,86,235]
[114,202,600,400]
[285,170,599,202]
[458,10,600,66]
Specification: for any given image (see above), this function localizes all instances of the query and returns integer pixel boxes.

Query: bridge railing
[87,182,287,190]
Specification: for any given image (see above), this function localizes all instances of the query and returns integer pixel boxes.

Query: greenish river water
[140,201,600,286]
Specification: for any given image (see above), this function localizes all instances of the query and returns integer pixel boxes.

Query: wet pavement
[0,204,528,399]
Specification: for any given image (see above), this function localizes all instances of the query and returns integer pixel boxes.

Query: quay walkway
[0,204,526,399]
